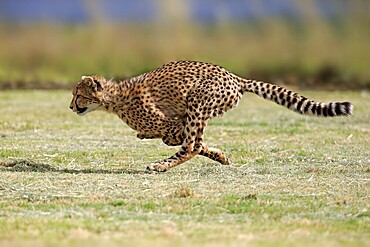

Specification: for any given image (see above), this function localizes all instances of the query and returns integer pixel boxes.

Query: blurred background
[0,0,369,90]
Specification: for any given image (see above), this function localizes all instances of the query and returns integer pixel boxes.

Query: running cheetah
[69,60,353,172]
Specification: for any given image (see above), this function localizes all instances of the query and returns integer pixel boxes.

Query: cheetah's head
[69,76,106,116]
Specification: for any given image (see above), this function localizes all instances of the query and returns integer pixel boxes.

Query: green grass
[0,90,369,247]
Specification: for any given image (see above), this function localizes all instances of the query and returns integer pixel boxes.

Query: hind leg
[199,144,230,165]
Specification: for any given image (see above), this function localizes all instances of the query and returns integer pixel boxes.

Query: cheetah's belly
[120,103,184,138]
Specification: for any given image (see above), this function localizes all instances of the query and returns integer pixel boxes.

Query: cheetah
[69,60,353,172]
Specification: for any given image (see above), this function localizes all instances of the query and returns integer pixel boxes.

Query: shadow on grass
[0,159,148,175]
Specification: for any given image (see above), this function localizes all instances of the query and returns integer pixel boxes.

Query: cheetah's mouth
[77,106,88,115]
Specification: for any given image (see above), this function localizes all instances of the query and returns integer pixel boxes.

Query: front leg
[147,144,202,172]
[147,112,205,172]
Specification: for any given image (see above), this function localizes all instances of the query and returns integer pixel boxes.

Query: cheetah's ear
[93,79,104,92]
[80,75,92,85]
[80,76,103,92]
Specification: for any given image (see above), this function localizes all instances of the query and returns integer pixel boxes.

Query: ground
[0,90,369,247]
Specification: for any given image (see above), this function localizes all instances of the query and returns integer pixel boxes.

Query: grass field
[0,90,369,246]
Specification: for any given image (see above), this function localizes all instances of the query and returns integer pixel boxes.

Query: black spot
[343,102,352,115]
[334,103,342,115]
[311,104,317,114]
[317,105,322,115]
[304,101,312,113]
[281,99,286,105]
[323,105,328,117]
[297,100,304,113]
[328,103,335,116]
[292,97,298,104]
[196,137,203,142]
[279,93,284,99]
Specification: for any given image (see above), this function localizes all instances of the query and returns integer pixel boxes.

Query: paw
[137,133,145,139]
[147,162,169,172]
[220,156,231,165]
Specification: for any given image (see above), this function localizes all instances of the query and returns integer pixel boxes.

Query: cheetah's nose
[69,105,73,110]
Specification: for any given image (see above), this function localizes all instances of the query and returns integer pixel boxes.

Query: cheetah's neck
[100,74,145,113]
[100,79,132,113]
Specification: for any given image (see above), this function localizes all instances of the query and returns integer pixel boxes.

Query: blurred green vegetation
[0,18,369,90]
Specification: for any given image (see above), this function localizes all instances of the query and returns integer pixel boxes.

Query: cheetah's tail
[240,79,353,117]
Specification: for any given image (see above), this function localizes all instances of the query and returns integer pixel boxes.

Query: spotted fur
[69,60,353,172]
